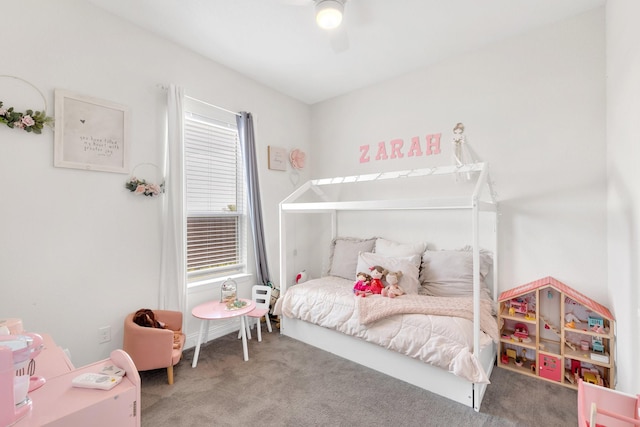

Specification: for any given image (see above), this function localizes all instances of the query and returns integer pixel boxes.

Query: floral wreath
[0,76,54,134]
[125,163,165,197]
[125,177,165,197]
[0,101,53,134]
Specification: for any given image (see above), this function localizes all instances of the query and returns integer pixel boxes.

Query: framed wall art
[54,89,130,173]
[268,145,287,171]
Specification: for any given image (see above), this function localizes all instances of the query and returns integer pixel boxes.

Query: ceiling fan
[316,0,350,53]
[285,0,350,53]
[315,0,346,30]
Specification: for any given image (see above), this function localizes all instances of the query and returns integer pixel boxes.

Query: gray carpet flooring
[140,328,578,426]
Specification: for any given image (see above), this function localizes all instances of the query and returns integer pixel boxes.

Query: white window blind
[184,111,245,280]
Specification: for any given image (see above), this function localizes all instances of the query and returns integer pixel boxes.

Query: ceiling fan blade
[328,26,349,53]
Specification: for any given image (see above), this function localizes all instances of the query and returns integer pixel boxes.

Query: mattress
[277,276,497,383]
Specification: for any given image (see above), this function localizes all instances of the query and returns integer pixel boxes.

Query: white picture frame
[54,89,130,174]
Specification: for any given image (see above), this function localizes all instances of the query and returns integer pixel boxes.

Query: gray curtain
[237,112,271,286]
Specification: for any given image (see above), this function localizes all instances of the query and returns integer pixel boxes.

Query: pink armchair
[123,310,185,385]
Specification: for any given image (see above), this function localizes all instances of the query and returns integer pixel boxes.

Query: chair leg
[265,313,273,333]
[255,317,262,342]
[167,365,174,385]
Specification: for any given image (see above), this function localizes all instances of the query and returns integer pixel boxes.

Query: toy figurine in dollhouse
[513,323,529,339]
[582,370,603,386]
[509,298,528,314]
[568,359,605,386]
[502,347,527,367]
[589,315,606,333]
[591,337,605,354]
[565,312,582,324]
[511,323,531,343]
[588,315,604,329]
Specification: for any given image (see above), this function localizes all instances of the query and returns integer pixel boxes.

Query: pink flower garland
[125,177,164,197]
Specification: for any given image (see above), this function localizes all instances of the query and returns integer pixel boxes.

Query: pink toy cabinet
[538,353,562,382]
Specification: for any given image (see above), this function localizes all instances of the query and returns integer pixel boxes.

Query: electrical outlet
[98,326,111,344]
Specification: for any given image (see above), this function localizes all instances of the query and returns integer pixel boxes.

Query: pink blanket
[357,295,500,343]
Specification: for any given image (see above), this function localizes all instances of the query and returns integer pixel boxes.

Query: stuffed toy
[133,308,182,349]
[296,270,309,284]
[382,271,405,298]
[353,271,372,296]
[133,308,164,329]
[368,265,388,295]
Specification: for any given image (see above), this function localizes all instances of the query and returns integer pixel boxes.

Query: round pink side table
[191,298,255,368]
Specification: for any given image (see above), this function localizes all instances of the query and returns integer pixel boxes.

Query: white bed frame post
[471,164,485,410]
[279,200,286,296]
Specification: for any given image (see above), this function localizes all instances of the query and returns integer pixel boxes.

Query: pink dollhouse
[498,276,615,390]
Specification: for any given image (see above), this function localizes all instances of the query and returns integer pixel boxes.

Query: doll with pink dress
[353,272,371,296]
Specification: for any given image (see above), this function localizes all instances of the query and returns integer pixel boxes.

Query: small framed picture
[268,145,287,171]
[54,89,130,174]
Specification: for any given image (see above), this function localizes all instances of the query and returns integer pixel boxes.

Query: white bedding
[277,276,497,384]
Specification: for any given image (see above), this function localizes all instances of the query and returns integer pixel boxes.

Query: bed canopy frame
[278,162,498,411]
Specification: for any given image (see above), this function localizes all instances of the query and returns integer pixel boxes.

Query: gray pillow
[419,248,493,299]
[328,237,376,280]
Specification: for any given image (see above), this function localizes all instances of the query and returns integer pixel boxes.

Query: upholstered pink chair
[123,310,185,385]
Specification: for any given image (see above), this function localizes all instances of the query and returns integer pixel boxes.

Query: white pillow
[356,252,421,294]
[328,237,377,280]
[419,248,492,299]
[375,238,427,264]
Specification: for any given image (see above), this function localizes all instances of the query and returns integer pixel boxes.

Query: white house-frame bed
[278,163,498,411]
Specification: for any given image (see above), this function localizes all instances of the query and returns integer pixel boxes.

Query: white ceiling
[88,0,605,105]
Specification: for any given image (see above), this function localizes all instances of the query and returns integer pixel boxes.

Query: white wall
[311,8,607,300]
[3,1,635,396]
[0,0,310,367]
[606,0,640,394]
[309,5,640,395]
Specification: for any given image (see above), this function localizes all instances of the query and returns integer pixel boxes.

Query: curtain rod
[157,84,241,117]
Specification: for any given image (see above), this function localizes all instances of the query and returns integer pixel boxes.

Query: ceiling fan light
[316,0,344,30]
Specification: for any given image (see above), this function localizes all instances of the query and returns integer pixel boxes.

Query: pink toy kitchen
[0,318,140,427]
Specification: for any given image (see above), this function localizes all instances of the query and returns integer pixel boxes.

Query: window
[184,108,245,282]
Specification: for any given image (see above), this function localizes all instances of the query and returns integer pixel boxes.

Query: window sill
[187,273,253,290]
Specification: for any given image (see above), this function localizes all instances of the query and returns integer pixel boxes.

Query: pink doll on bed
[367,265,387,296]
[353,271,372,296]
[382,271,405,298]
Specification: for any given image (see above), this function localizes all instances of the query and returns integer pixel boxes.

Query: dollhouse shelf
[498,276,615,390]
